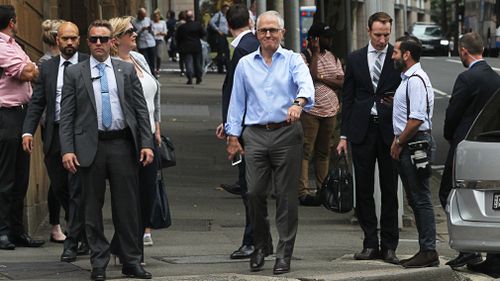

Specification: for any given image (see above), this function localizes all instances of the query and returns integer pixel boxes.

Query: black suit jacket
[444,60,500,145]
[222,32,259,123]
[340,44,401,145]
[23,53,89,154]
[176,20,206,54]
[59,58,153,167]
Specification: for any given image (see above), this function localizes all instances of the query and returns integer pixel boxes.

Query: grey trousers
[242,122,303,259]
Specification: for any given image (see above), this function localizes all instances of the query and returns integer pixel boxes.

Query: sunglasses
[88,36,110,43]
[119,27,136,37]
[256,28,282,35]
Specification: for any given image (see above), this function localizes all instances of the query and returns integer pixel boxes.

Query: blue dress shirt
[225,46,315,137]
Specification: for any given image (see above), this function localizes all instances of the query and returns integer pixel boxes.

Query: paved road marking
[433,88,450,97]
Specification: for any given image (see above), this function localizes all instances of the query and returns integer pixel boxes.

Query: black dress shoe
[0,235,15,250]
[186,79,193,85]
[90,267,106,281]
[273,258,291,274]
[446,252,482,268]
[230,245,254,259]
[196,78,202,84]
[299,194,321,206]
[60,247,77,262]
[250,248,268,272]
[77,241,90,256]
[354,248,379,260]
[467,258,500,278]
[49,235,65,243]
[10,233,44,247]
[122,264,152,279]
[220,182,241,195]
[401,250,439,268]
[380,249,399,265]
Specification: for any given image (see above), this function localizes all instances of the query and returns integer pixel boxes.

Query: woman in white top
[151,9,168,77]
[109,16,162,261]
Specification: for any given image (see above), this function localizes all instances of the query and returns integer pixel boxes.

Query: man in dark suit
[59,20,153,281]
[216,3,261,260]
[175,10,206,85]
[441,32,500,272]
[336,12,401,264]
[22,21,89,262]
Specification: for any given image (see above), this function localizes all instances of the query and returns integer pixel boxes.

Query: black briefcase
[317,153,354,213]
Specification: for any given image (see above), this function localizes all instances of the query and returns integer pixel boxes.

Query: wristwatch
[396,137,403,146]
[293,100,303,107]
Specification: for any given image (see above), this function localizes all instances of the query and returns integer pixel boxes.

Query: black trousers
[138,47,155,73]
[45,125,69,225]
[215,34,229,73]
[439,144,456,210]
[350,121,399,251]
[80,136,142,269]
[0,107,30,236]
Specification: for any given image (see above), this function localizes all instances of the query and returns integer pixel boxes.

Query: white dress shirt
[55,53,79,122]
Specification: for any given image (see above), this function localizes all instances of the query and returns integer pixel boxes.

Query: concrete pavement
[0,61,495,281]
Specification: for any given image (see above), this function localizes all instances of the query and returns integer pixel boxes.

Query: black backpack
[317,153,354,213]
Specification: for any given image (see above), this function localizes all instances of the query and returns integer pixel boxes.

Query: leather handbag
[150,171,172,229]
[317,153,354,213]
[159,135,176,168]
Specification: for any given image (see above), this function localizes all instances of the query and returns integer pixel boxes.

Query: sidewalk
[0,61,493,281]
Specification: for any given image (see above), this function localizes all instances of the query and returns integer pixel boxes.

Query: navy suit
[440,60,500,208]
[340,44,401,251]
[221,32,259,248]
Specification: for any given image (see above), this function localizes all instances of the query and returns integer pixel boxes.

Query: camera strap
[405,73,430,128]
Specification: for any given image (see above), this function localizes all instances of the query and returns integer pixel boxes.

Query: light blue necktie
[97,63,112,129]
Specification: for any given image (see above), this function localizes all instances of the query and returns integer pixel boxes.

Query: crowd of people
[1,2,500,281]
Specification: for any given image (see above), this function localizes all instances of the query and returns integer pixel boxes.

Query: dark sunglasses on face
[88,36,110,43]
[119,27,136,37]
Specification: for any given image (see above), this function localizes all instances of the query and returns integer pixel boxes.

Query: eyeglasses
[118,27,136,37]
[256,28,282,35]
[88,36,110,43]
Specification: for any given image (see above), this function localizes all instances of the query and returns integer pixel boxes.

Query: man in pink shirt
[0,4,43,250]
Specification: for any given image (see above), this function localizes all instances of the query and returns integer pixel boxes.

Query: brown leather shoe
[354,248,379,260]
[380,249,399,265]
[401,250,439,268]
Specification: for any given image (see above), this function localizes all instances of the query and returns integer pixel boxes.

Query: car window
[466,88,500,142]
[411,25,443,37]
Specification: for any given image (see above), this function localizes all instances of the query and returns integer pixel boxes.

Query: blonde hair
[41,19,65,46]
[108,16,133,56]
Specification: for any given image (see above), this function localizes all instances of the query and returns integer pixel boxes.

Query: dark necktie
[62,61,71,76]
[372,51,383,91]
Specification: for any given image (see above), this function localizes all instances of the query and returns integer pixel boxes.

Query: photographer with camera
[390,35,438,268]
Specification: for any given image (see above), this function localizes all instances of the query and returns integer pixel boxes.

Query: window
[467,89,500,142]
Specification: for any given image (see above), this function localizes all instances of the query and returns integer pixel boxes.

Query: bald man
[22,21,89,262]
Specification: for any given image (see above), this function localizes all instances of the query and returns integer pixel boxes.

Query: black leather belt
[252,121,292,131]
[370,115,379,124]
[0,104,27,110]
[98,128,131,140]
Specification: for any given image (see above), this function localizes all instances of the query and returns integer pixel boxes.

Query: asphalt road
[419,56,500,166]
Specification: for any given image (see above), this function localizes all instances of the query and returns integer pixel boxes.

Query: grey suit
[59,57,152,268]
[23,53,89,251]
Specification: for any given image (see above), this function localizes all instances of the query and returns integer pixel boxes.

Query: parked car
[409,22,449,56]
[447,89,500,253]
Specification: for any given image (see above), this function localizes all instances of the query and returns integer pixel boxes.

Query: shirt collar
[401,62,422,80]
[368,41,388,54]
[0,31,14,43]
[255,45,285,59]
[231,29,252,48]
[59,52,79,67]
[90,55,112,69]
[469,58,484,69]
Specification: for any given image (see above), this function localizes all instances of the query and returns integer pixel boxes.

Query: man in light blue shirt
[390,35,438,268]
[132,8,156,73]
[225,10,314,275]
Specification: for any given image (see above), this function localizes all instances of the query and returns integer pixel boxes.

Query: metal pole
[256,0,266,17]
[284,0,300,51]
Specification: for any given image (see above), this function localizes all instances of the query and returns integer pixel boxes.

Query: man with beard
[22,21,89,261]
[0,4,43,250]
[390,35,438,268]
[441,32,500,274]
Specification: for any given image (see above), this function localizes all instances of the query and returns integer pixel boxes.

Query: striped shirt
[301,50,343,117]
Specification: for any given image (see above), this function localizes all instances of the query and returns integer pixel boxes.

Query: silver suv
[447,89,500,252]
